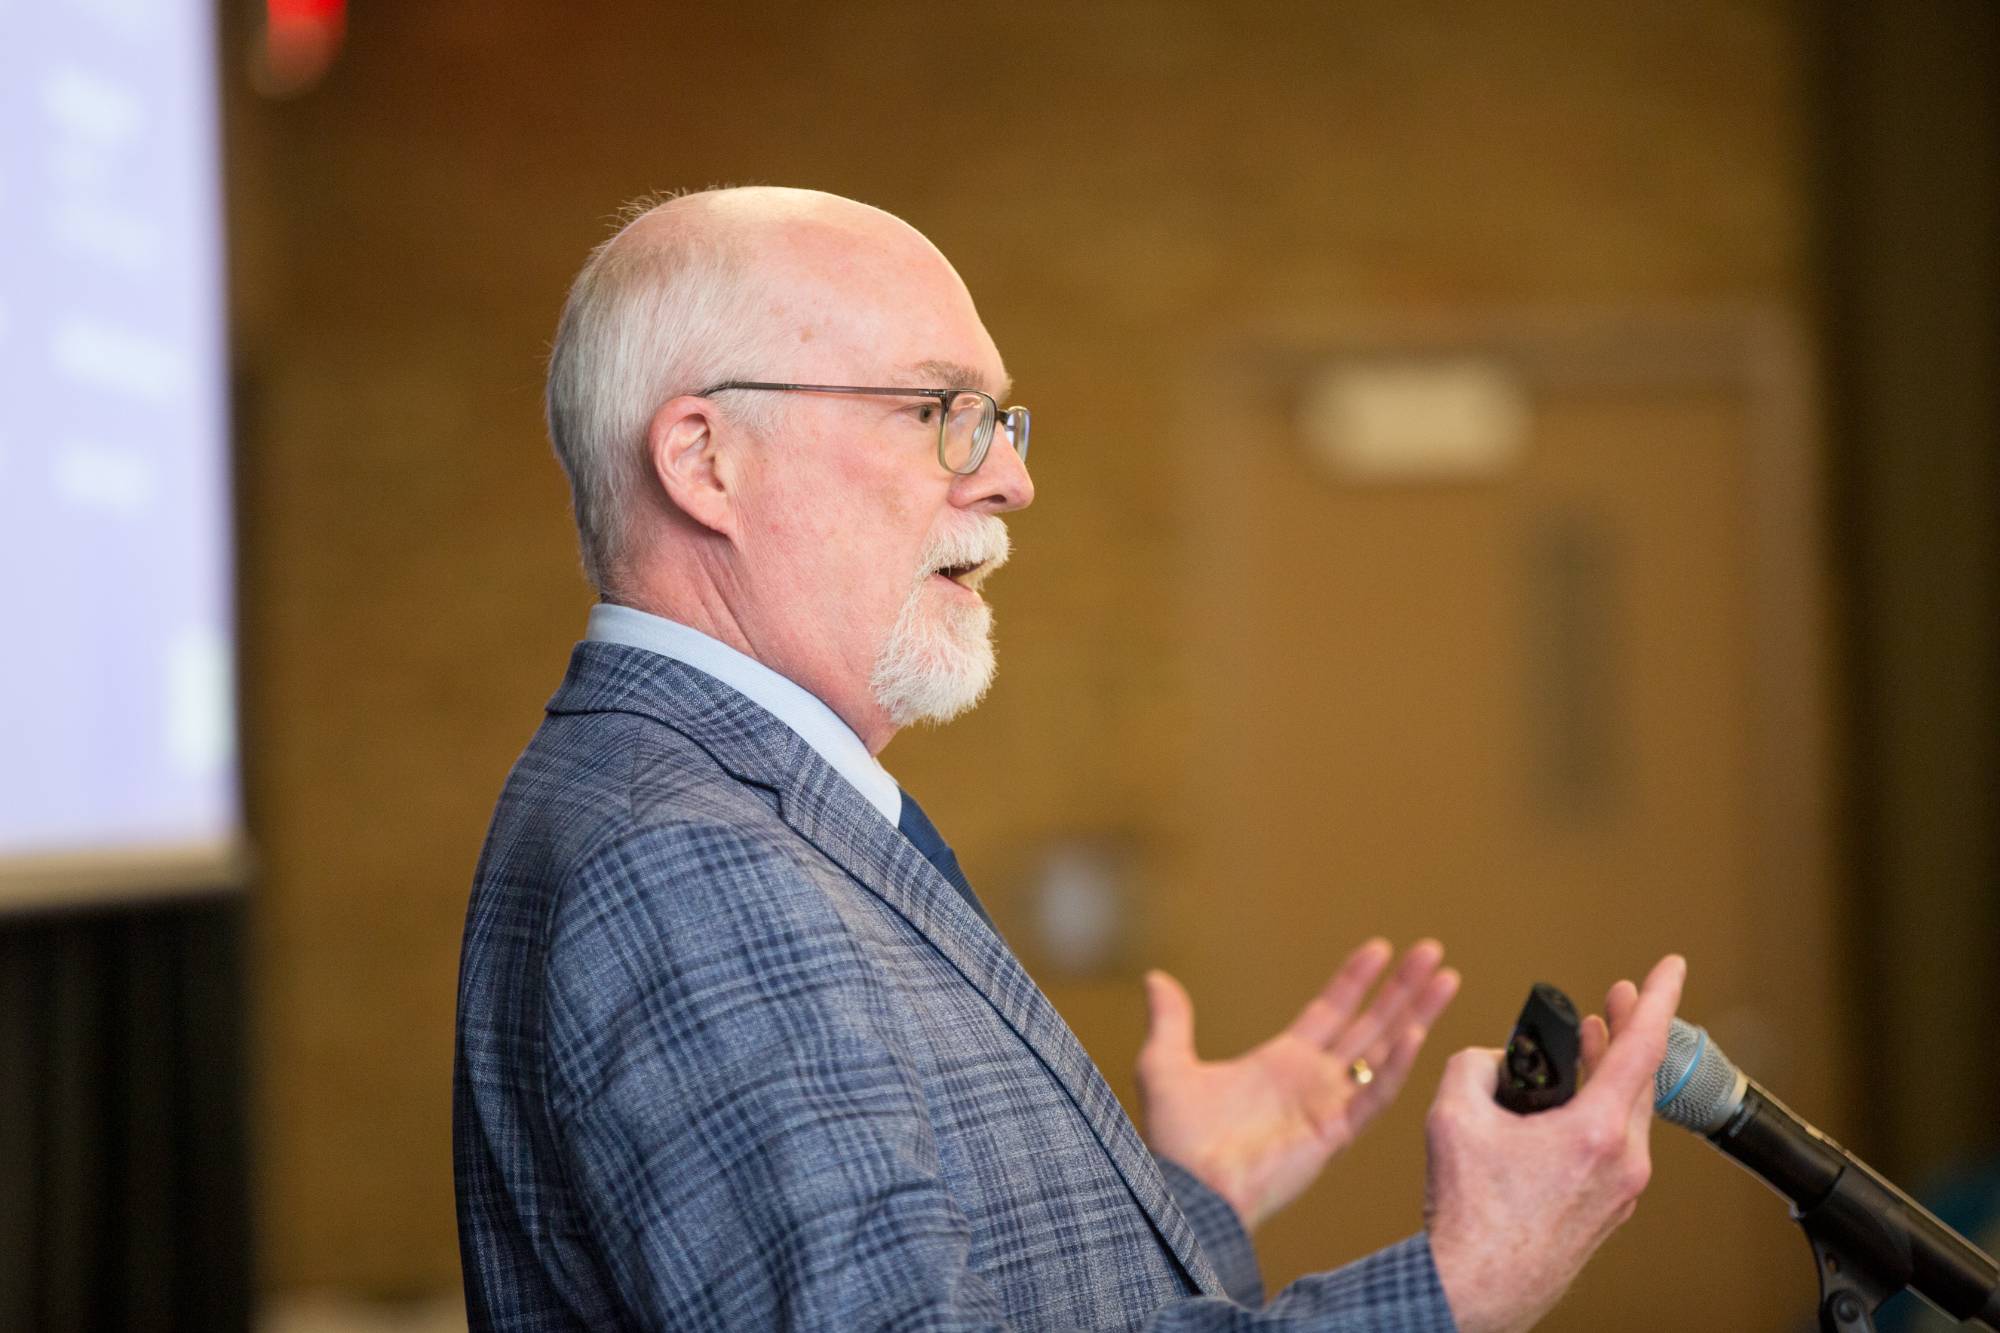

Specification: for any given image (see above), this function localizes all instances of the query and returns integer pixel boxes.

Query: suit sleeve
[1152,1156,1264,1307]
[539,821,1459,1331]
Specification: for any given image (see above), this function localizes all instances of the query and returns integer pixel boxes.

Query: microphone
[1654,1018,2000,1329]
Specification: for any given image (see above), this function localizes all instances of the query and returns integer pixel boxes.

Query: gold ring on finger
[1348,1057,1374,1086]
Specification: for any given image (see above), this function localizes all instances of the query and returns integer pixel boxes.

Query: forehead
[895,357,1013,400]
[760,223,1009,394]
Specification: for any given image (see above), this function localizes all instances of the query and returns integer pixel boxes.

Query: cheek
[744,467,842,557]
[801,482,932,573]
[746,441,941,597]
[759,438,908,536]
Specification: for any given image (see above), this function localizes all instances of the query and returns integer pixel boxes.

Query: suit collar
[582,603,902,824]
[546,641,1225,1296]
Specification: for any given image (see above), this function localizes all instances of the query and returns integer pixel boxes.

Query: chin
[870,596,996,728]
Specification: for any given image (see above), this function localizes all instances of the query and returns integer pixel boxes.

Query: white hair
[545,194,780,595]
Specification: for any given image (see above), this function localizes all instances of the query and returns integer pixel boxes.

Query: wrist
[1426,1225,1521,1333]
[1160,1149,1263,1233]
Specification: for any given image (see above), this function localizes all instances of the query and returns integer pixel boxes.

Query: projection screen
[0,0,244,911]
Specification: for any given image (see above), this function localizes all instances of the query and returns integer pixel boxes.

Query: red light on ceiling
[268,0,346,18]
[252,0,347,98]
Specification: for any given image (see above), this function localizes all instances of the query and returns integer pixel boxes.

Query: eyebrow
[901,358,1014,402]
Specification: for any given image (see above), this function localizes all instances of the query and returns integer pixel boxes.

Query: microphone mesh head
[1653,1018,1744,1133]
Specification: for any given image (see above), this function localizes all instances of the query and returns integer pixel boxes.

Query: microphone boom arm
[1708,1078,2000,1332]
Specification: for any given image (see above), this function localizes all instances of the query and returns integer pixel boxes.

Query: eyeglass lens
[1003,406,1029,465]
[943,393,989,473]
[941,392,1031,474]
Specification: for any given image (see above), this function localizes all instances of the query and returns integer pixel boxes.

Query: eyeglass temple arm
[701,381,956,400]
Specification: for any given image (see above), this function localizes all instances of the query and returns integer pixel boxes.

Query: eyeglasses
[697,381,1031,476]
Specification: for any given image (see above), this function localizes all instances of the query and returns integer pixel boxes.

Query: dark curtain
[1813,0,2000,1177]
[0,896,252,1333]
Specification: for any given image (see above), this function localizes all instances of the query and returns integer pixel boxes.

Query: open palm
[1136,939,1459,1232]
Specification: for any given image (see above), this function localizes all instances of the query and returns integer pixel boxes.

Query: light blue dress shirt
[585,602,903,826]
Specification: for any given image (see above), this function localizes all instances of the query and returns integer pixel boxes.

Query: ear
[645,394,736,537]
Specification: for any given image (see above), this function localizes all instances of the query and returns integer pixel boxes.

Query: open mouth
[935,562,982,588]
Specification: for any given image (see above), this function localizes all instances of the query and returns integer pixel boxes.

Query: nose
[953,429,1034,513]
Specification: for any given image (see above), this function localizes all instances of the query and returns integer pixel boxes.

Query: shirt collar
[583,603,902,826]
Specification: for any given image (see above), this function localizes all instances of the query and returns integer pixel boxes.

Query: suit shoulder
[480,707,778,879]
[494,710,848,970]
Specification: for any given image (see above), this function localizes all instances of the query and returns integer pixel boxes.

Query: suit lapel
[773,767,1225,1297]
[547,642,1225,1297]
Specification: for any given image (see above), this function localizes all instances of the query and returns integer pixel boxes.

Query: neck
[614,568,898,757]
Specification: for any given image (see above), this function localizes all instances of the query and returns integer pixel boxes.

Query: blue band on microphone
[1656,1027,1706,1110]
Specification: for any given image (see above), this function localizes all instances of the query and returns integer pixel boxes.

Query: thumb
[1141,969,1198,1067]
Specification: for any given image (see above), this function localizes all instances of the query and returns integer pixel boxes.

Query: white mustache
[918,517,1010,587]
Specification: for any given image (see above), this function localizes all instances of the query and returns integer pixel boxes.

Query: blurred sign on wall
[1298,356,1532,484]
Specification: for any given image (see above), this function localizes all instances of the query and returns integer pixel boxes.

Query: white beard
[869,517,1009,728]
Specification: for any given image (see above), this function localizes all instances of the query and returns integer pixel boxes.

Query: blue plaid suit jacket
[454,641,1457,1330]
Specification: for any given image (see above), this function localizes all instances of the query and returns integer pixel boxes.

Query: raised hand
[1136,938,1460,1231]
[1424,955,1687,1333]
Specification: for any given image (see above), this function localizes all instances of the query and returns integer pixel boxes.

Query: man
[454,186,1685,1330]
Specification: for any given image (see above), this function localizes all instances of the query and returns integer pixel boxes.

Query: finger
[1577,956,1686,1112]
[1578,1014,1609,1079]
[1350,976,1451,1114]
[1623,1018,1668,1138]
[1604,979,1640,1036]
[1406,966,1461,1036]
[1343,1021,1425,1128]
[1287,938,1392,1046]
[1357,968,1456,1091]
[1139,970,1198,1070]
[1438,1045,1506,1105]
[1362,965,1460,1063]
[1328,939,1446,1058]
[1627,1058,1660,1140]
[1341,970,1457,1132]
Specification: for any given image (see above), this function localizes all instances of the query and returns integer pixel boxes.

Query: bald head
[634,185,929,249]
[546,188,981,595]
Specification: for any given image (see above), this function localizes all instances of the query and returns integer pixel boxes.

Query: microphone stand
[1801,1211,1889,1332]
[1795,1151,1936,1332]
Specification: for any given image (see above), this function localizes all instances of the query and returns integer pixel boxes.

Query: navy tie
[896,789,995,929]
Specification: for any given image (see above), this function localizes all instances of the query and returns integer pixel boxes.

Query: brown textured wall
[226,0,1811,1304]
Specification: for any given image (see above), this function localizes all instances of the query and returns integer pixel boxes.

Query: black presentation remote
[1495,983,1581,1113]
